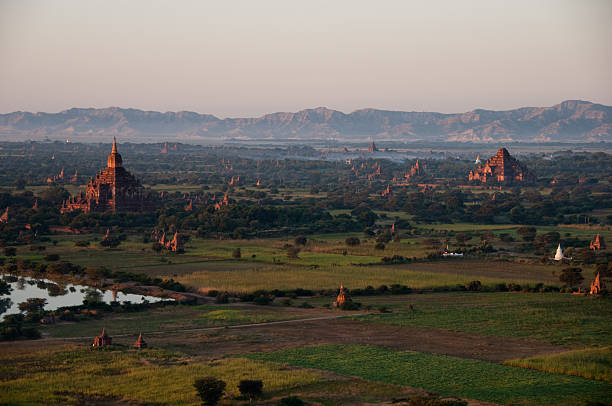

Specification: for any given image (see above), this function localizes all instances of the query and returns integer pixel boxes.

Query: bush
[232,248,241,259]
[193,377,226,406]
[339,301,361,310]
[298,301,314,308]
[374,243,385,250]
[287,246,300,259]
[3,247,16,257]
[294,236,307,246]
[238,379,263,403]
[559,267,584,287]
[345,236,360,246]
[466,280,482,291]
[215,292,230,304]
[279,396,305,406]
[254,295,273,306]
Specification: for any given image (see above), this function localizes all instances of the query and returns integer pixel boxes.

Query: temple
[333,284,351,307]
[368,141,378,153]
[469,148,535,184]
[590,273,604,295]
[590,234,606,251]
[61,138,155,213]
[92,328,112,347]
[134,332,147,349]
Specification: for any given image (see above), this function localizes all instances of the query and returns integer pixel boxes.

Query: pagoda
[590,273,604,295]
[134,332,148,349]
[590,234,606,251]
[368,141,378,153]
[61,138,155,213]
[92,328,112,347]
[469,148,535,184]
[333,284,351,307]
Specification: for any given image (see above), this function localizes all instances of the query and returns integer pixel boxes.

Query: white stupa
[553,244,571,261]
[475,154,481,165]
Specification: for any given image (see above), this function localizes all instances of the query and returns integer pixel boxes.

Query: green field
[246,344,612,406]
[348,292,612,346]
[43,304,308,339]
[506,346,612,383]
[0,346,320,406]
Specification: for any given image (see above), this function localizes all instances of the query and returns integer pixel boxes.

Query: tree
[18,298,47,313]
[193,377,226,406]
[238,379,263,404]
[455,233,470,245]
[559,267,584,288]
[232,248,241,259]
[294,236,307,246]
[517,226,537,242]
[4,247,16,257]
[287,246,300,259]
[279,396,305,406]
[345,236,360,246]
[376,230,392,244]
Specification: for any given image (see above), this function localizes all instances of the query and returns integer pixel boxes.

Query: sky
[0,0,611,117]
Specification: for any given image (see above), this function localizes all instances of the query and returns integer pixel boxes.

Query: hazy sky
[1,0,611,117]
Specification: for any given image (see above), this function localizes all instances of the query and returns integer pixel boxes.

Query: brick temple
[61,138,155,213]
[469,148,535,184]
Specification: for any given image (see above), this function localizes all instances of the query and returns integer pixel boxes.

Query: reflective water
[1,274,170,318]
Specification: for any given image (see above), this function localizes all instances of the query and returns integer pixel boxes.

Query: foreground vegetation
[506,346,612,383]
[246,344,611,406]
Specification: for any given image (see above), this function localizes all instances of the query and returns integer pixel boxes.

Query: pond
[0,274,171,318]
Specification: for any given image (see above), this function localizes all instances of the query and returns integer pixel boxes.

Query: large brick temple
[469,148,535,184]
[61,138,155,213]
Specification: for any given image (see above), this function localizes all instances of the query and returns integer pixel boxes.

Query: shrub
[238,379,263,403]
[3,247,16,257]
[559,267,584,287]
[254,294,273,305]
[345,236,360,246]
[466,280,482,291]
[215,292,230,304]
[193,377,226,406]
[279,396,305,406]
[298,301,314,309]
[74,240,90,247]
[287,246,300,259]
[294,236,307,246]
[339,301,361,310]
[232,248,241,259]
[374,243,385,250]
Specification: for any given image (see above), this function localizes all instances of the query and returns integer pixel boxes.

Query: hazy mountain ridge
[0,100,610,142]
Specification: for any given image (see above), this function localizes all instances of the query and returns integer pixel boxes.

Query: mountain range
[0,100,610,143]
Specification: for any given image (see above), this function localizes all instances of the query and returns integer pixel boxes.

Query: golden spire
[112,136,118,153]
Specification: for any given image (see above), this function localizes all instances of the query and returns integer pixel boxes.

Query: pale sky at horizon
[0,0,611,118]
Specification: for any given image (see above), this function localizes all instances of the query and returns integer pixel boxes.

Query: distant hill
[0,100,610,143]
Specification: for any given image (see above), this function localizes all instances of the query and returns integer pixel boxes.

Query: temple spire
[112,137,118,153]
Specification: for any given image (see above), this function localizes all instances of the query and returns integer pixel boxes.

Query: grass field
[175,264,545,293]
[506,346,612,383]
[246,344,612,406]
[0,345,321,405]
[43,304,310,338]
[348,292,612,346]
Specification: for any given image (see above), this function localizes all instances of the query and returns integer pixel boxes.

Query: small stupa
[552,244,571,261]
[333,284,351,307]
[134,332,147,349]
[92,328,112,347]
